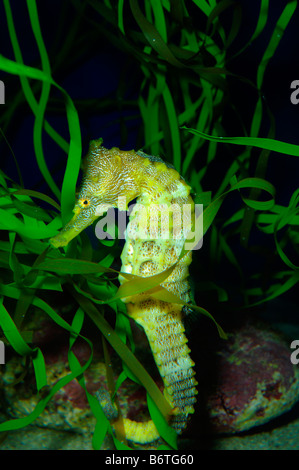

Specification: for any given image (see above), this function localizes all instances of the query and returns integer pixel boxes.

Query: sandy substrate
[1,405,298,450]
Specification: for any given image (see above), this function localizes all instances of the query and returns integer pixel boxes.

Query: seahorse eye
[79,198,90,207]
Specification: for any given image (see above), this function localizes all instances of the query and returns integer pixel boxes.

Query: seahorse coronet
[50,139,197,445]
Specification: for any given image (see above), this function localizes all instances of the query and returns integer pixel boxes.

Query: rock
[202,322,299,434]
[1,315,298,448]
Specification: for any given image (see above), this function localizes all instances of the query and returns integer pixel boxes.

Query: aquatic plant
[0,0,298,450]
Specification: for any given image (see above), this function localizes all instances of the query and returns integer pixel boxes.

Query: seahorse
[50,138,198,444]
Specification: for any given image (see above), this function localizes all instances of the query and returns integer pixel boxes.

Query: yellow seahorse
[50,138,198,444]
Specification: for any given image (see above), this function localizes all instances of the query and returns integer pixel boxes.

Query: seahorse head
[50,138,144,248]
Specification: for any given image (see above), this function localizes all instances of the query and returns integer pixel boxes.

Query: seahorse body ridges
[50,139,198,444]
